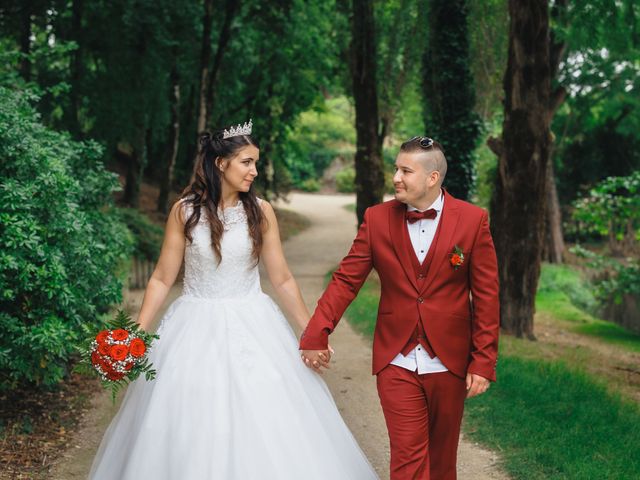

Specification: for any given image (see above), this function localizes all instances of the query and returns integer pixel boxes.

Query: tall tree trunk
[204,0,239,129]
[423,0,479,201]
[488,0,551,339]
[19,3,32,81]
[123,127,147,208]
[544,159,564,262]
[178,83,199,187]
[69,0,84,137]
[197,0,214,134]
[543,0,568,263]
[255,83,277,200]
[158,61,181,214]
[351,0,384,225]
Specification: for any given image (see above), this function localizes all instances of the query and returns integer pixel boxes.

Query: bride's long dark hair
[180,130,265,262]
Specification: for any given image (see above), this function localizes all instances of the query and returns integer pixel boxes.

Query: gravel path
[50,192,508,480]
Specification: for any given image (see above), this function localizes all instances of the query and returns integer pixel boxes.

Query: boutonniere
[449,245,465,270]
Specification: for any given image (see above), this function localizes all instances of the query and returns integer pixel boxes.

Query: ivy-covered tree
[423,0,480,201]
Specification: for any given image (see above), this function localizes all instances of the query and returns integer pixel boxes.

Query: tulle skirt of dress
[89,293,378,479]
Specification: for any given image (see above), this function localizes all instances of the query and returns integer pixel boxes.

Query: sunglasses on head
[409,136,434,149]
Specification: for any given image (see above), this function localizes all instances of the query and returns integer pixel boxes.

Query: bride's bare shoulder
[169,198,191,225]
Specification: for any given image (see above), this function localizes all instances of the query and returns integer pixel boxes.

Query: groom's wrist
[299,328,330,350]
[467,363,497,383]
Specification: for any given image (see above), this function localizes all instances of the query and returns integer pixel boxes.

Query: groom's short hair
[400,137,448,183]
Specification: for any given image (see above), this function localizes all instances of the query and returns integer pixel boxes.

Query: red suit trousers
[376,365,467,480]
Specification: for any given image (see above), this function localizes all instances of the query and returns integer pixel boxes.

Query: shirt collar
[407,190,444,213]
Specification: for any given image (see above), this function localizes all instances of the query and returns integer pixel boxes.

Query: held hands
[466,373,490,398]
[301,346,335,374]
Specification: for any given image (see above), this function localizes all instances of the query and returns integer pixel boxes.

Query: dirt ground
[49,192,509,480]
[533,312,640,404]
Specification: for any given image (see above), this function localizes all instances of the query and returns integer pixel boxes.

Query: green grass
[464,354,640,479]
[536,263,640,352]
[324,269,379,337]
[343,277,379,337]
[573,321,640,353]
[536,263,598,315]
[536,290,595,323]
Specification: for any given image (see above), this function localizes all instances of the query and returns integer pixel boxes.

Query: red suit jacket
[300,191,500,381]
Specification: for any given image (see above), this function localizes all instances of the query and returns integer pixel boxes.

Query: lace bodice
[182,201,262,299]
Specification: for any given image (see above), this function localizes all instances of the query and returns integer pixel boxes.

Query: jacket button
[418,297,424,303]
[418,274,425,279]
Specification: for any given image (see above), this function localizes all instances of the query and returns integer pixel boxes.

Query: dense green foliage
[2,0,633,207]
[571,171,640,252]
[568,172,640,331]
[284,97,355,189]
[551,2,640,207]
[0,88,132,390]
[572,244,640,325]
[225,1,339,197]
[537,263,598,315]
[0,0,339,201]
[117,208,164,262]
[335,168,356,194]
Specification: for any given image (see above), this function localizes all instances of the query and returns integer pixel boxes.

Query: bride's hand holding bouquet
[77,310,159,401]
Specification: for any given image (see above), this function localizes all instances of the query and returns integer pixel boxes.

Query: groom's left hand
[466,373,490,398]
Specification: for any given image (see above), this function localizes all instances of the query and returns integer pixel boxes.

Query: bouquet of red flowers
[79,310,158,400]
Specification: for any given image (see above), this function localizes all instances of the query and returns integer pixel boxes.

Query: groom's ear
[415,150,447,186]
[427,169,441,187]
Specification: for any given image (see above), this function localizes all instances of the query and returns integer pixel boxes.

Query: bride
[89,121,378,479]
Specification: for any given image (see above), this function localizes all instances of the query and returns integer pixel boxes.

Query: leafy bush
[569,174,640,331]
[335,167,356,193]
[298,178,321,192]
[572,246,640,302]
[0,87,132,390]
[537,263,598,315]
[116,208,163,261]
[571,171,640,254]
[284,96,356,188]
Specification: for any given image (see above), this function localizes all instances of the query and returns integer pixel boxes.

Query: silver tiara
[222,119,252,139]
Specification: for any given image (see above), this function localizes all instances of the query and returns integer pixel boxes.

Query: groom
[300,136,500,480]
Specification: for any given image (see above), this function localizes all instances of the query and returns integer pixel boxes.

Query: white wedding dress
[89,201,378,479]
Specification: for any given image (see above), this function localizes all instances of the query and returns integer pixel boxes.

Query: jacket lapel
[389,200,419,292]
[420,191,460,294]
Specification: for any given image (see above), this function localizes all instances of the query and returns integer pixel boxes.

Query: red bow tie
[406,209,437,224]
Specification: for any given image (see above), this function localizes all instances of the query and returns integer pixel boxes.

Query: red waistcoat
[398,214,443,359]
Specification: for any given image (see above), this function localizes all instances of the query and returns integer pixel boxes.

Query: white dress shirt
[389,193,448,374]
